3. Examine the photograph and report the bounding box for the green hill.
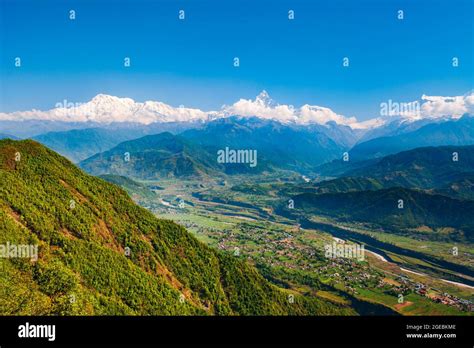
[80,132,221,179]
[287,187,474,243]
[306,146,474,203]
[436,173,474,201]
[0,139,353,315]
[80,130,277,179]
[309,177,384,194]
[345,145,474,189]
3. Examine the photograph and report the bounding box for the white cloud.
[221,93,296,122]
[420,92,474,118]
[377,91,474,122]
[220,90,360,127]
[0,90,472,129]
[298,105,357,126]
[0,94,211,125]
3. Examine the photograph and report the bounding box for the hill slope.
[345,145,474,189]
[436,173,474,201]
[80,132,222,179]
[286,187,474,243]
[0,139,353,315]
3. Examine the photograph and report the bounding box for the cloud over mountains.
[420,92,474,119]
[1,90,472,129]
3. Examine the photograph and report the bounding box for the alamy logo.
[217,147,257,168]
[380,99,420,117]
[18,322,56,341]
[0,242,38,261]
[54,99,87,116]
[324,242,365,261]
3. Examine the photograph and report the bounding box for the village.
[136,194,474,314]
[192,217,474,313]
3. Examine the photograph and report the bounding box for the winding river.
[301,218,474,288]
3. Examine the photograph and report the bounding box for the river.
[302,218,474,288]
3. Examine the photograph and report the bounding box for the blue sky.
[0,0,472,120]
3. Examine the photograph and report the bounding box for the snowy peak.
[1,95,211,125]
[0,90,472,130]
[221,91,360,128]
[254,90,276,107]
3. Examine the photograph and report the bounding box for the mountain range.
[2,92,473,175]
[77,115,474,180]
[315,116,474,176]
[290,145,474,201]
[345,145,474,190]
[32,128,140,163]
[349,115,474,161]
[79,116,355,179]
[301,146,474,198]
[180,116,344,170]
[2,90,472,132]
[274,145,474,243]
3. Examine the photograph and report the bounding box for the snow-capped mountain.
[1,90,472,131]
[219,90,361,128]
[0,94,215,125]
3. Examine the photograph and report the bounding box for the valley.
[118,173,474,316]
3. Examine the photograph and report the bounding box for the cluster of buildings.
[393,275,474,312]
